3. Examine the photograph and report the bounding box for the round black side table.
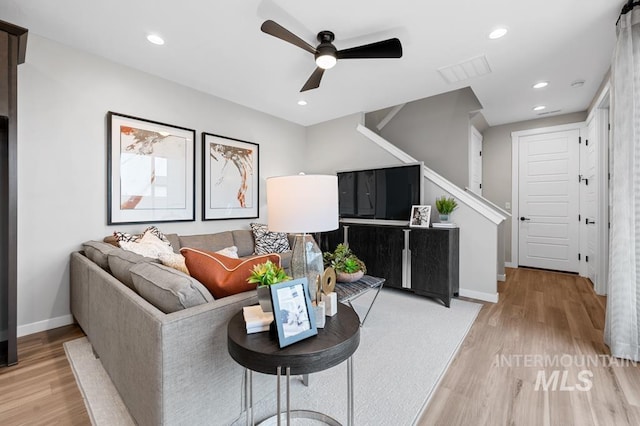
[228,303,360,426]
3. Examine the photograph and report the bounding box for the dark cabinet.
[322,223,459,307]
[409,228,459,307]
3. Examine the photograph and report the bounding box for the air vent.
[437,55,492,84]
[537,109,562,116]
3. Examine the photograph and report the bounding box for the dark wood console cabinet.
[321,223,459,307]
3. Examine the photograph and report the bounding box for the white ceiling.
[0,0,622,127]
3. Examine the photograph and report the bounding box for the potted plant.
[435,196,458,222]
[247,260,291,312]
[323,243,367,283]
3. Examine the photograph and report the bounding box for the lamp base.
[290,234,324,302]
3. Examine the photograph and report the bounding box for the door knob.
[520,217,531,221]
[585,219,596,225]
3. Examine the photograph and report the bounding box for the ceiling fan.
[260,20,403,92]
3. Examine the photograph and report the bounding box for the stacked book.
[432,223,458,228]
[242,305,274,334]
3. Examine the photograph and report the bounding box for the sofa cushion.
[82,240,116,271]
[231,230,255,257]
[120,232,175,259]
[179,232,235,253]
[180,248,281,298]
[130,262,214,313]
[113,225,172,246]
[216,246,239,258]
[250,223,290,255]
[107,249,157,290]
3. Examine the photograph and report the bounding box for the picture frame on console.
[107,112,196,225]
[410,205,431,228]
[202,133,259,220]
[270,278,318,348]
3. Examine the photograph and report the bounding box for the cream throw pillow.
[158,252,190,275]
[120,231,175,259]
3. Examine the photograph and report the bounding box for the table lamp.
[267,174,338,302]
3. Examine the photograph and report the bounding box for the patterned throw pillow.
[249,223,290,255]
[114,226,172,247]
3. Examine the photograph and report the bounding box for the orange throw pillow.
[180,248,282,298]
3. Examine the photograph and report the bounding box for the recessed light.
[489,28,508,39]
[533,81,549,89]
[571,80,585,88]
[297,100,307,106]
[533,105,546,111]
[146,34,165,45]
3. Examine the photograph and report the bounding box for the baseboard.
[459,289,499,304]
[17,314,74,337]
[505,262,517,268]
[497,274,506,282]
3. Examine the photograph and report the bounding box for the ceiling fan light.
[316,54,337,70]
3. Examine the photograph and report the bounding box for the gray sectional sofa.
[70,229,292,426]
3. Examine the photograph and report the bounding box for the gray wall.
[306,113,400,174]
[372,87,482,189]
[16,35,306,334]
[482,111,588,264]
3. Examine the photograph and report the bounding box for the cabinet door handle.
[520,216,531,221]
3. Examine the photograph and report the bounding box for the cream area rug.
[65,289,481,425]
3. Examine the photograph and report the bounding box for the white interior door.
[584,121,598,283]
[470,126,483,196]
[518,129,580,272]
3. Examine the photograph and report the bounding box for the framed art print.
[202,132,259,220]
[409,205,431,228]
[107,112,195,224]
[270,278,318,348]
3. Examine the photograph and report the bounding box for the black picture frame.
[270,278,318,348]
[202,132,259,220]
[107,111,196,225]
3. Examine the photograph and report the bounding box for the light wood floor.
[1,268,639,425]
[419,267,640,426]
[0,324,89,425]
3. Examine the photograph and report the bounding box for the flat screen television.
[337,163,423,223]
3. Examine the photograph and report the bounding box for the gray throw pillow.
[107,250,157,290]
[82,240,116,271]
[130,262,214,313]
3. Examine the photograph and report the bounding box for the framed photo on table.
[202,133,259,220]
[270,278,318,348]
[107,112,195,225]
[409,205,431,228]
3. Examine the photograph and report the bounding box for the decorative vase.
[439,214,449,222]
[257,286,272,312]
[336,270,364,283]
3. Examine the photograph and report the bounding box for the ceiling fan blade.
[336,38,403,60]
[261,20,317,55]
[301,67,325,92]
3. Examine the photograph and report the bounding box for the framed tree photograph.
[107,112,195,225]
[270,278,318,348]
[202,132,259,220]
[410,205,431,228]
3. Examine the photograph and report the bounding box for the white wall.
[16,35,306,335]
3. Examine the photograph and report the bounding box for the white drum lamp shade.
[267,174,339,303]
[266,174,339,233]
